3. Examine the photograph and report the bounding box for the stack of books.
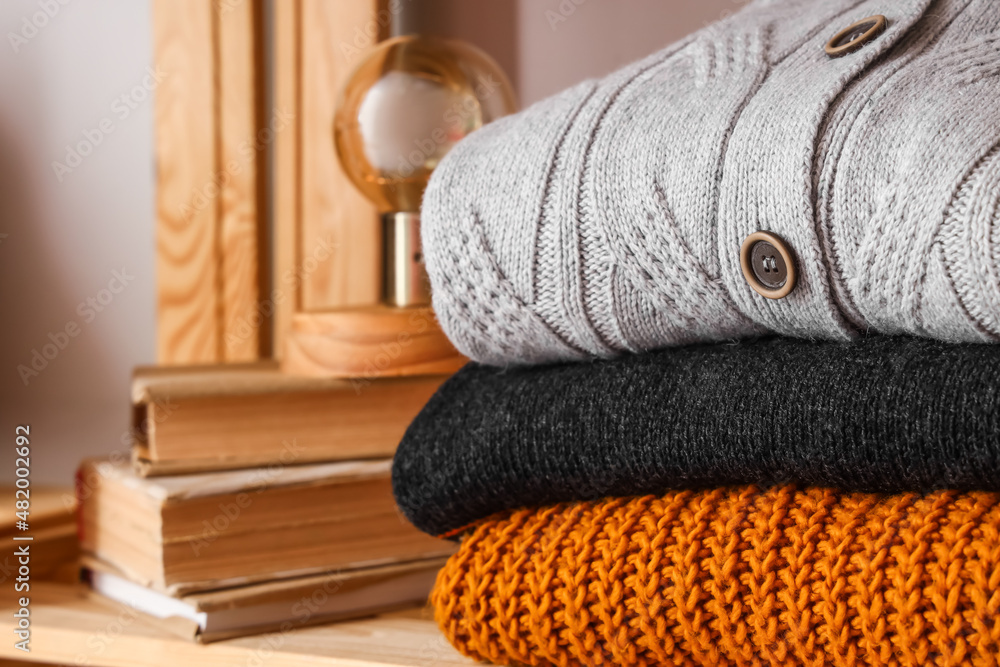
[77,362,455,642]
[3,487,79,582]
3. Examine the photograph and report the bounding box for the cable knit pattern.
[422,0,1000,366]
[433,488,1000,666]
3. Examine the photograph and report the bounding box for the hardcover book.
[77,458,455,592]
[130,362,446,476]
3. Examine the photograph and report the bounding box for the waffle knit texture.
[433,487,1000,666]
[392,336,1000,537]
[422,0,1000,366]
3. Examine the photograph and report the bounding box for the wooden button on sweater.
[825,15,888,57]
[740,231,797,299]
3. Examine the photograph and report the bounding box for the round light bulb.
[334,35,517,213]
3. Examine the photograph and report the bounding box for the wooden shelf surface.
[0,583,476,666]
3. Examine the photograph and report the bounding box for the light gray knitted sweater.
[422,0,1000,366]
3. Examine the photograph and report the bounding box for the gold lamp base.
[382,212,430,307]
[280,305,466,379]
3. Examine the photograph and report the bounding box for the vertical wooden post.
[217,0,268,361]
[272,0,302,360]
[153,0,220,364]
[154,0,265,364]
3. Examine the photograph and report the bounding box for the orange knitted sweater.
[432,486,1000,666]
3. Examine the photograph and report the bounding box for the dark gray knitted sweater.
[392,336,1000,536]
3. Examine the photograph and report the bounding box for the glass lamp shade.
[334,36,517,213]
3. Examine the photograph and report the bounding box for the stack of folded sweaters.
[392,0,1000,664]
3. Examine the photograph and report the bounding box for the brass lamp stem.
[382,212,430,307]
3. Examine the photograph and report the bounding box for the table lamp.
[281,36,516,379]
[334,35,517,307]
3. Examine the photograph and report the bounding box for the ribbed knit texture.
[421,0,1000,366]
[433,487,1000,666]
[392,336,1000,537]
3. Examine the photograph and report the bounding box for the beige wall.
[518,0,745,104]
[1,0,741,486]
[0,0,156,486]
[404,0,745,105]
